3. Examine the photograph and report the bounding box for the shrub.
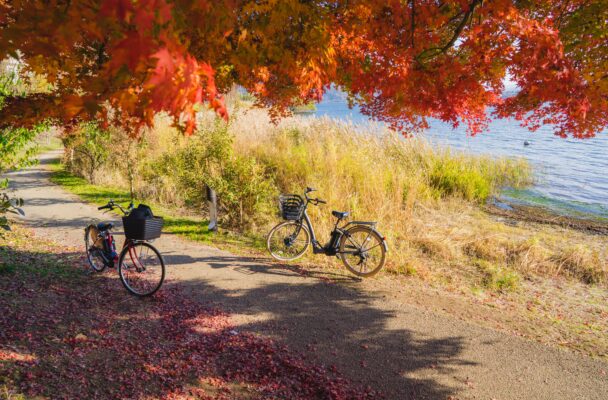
[62,122,111,184]
[145,120,277,229]
[0,65,49,230]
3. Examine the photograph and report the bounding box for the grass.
[290,102,317,114]
[474,259,521,292]
[552,245,604,285]
[35,135,62,154]
[429,158,492,201]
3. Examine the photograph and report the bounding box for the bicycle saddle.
[97,222,114,231]
[332,211,349,219]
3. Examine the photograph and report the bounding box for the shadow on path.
[174,262,471,399]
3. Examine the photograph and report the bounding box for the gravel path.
[6,150,608,400]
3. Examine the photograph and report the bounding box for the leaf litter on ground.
[0,227,380,399]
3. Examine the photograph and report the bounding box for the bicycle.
[266,187,388,277]
[84,200,166,297]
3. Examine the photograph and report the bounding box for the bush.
[0,65,49,231]
[62,122,111,184]
[145,120,277,229]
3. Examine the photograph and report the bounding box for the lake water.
[312,90,608,219]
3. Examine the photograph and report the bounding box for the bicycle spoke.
[85,228,107,272]
[346,235,363,250]
[362,242,382,253]
[362,229,373,249]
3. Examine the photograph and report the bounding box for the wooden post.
[206,185,218,232]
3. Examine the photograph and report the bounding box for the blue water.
[312,90,608,219]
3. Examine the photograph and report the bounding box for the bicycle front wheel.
[118,242,165,297]
[339,225,386,277]
[267,221,310,261]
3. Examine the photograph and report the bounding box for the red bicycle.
[85,200,165,297]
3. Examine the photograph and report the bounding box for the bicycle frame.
[97,229,145,270]
[297,203,380,256]
[299,208,325,253]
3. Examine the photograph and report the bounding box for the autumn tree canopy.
[0,0,606,137]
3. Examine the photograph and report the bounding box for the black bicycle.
[85,200,166,297]
[267,187,388,277]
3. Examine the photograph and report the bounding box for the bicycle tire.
[339,225,386,277]
[118,241,165,297]
[85,225,106,272]
[267,221,311,261]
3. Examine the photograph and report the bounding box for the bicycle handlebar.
[98,200,134,215]
[303,186,326,205]
[308,198,326,205]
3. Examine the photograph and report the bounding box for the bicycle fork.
[126,242,146,272]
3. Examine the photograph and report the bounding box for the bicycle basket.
[122,216,164,240]
[279,194,305,220]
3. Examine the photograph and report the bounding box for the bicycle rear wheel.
[267,221,310,261]
[85,225,106,272]
[118,242,165,297]
[339,225,386,277]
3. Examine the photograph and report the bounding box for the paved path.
[6,150,608,399]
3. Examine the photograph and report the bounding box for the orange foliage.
[0,0,606,137]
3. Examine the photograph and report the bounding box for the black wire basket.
[122,216,164,240]
[279,194,305,220]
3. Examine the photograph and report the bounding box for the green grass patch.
[49,159,131,204]
[474,259,521,292]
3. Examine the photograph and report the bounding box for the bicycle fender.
[372,228,389,253]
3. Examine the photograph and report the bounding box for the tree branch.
[439,0,482,53]
[410,0,416,48]
[415,0,483,62]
